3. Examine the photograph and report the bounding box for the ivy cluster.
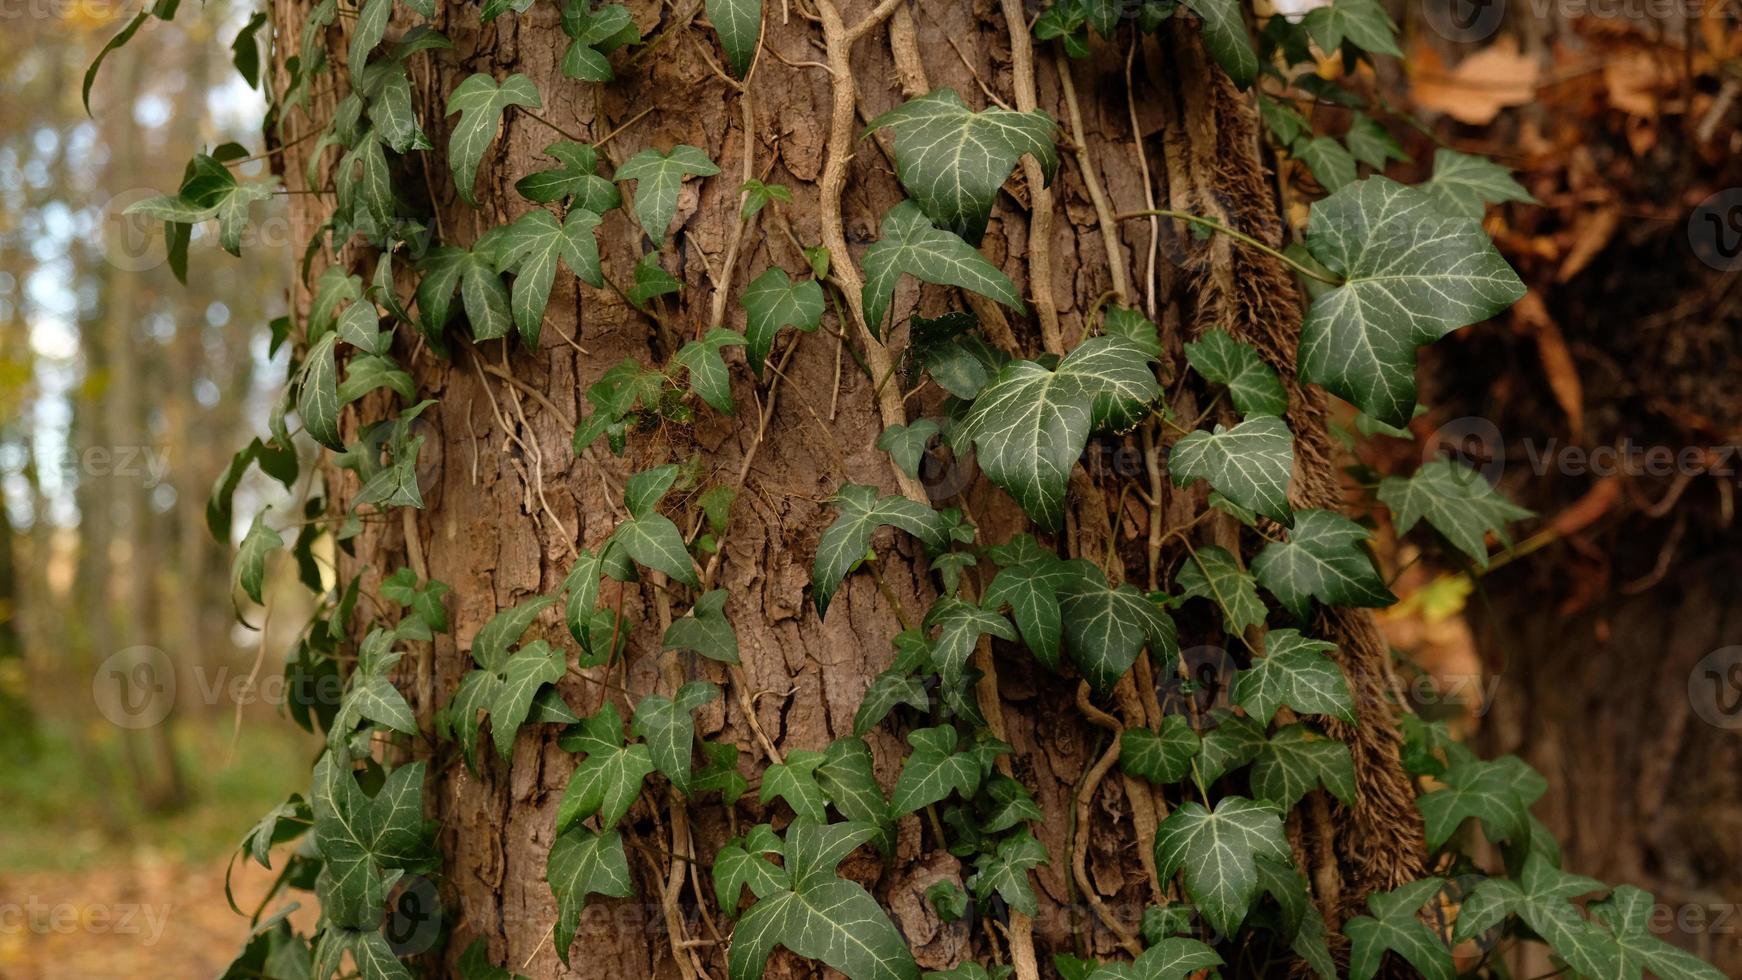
[92,0,1724,979]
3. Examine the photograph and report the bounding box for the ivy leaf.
[1297,177,1526,427]
[1344,878,1454,980]
[1293,135,1356,192]
[561,2,639,82]
[1176,546,1266,633]
[310,756,431,930]
[817,738,893,845]
[1259,96,1310,145]
[864,88,1057,244]
[548,827,635,965]
[740,178,792,219]
[1302,0,1401,57]
[1231,629,1354,726]
[878,421,940,479]
[330,630,421,750]
[1250,509,1395,617]
[1417,755,1544,850]
[675,328,747,414]
[890,726,982,817]
[240,794,313,868]
[971,828,1048,916]
[1120,715,1201,786]
[912,311,1001,399]
[959,335,1162,529]
[457,937,527,980]
[1169,416,1294,526]
[234,509,284,606]
[1058,562,1177,691]
[812,484,949,617]
[208,437,298,541]
[472,595,555,671]
[861,200,1023,337]
[1153,796,1292,936]
[631,682,719,793]
[715,825,789,914]
[482,640,567,760]
[979,774,1043,834]
[1423,148,1535,220]
[1589,885,1728,980]
[415,242,513,342]
[693,741,751,804]
[1345,115,1409,170]
[727,819,920,980]
[853,666,931,737]
[297,333,343,450]
[515,141,622,212]
[627,252,683,309]
[495,208,604,348]
[924,597,1017,683]
[1194,709,1267,783]
[556,704,655,831]
[1379,460,1532,567]
[613,145,721,245]
[760,749,829,822]
[705,0,762,75]
[611,512,700,587]
[1183,0,1258,88]
[1250,724,1357,809]
[1087,937,1223,980]
[1182,330,1287,418]
[125,155,276,256]
[741,268,824,377]
[445,73,541,207]
[663,590,740,663]
[982,535,1078,668]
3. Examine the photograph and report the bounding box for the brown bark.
[267,1,1429,974]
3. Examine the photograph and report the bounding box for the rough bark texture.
[267,1,1429,974]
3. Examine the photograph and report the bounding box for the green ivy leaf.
[1344,114,1409,170]
[1153,796,1291,936]
[817,738,893,846]
[330,628,422,750]
[663,590,740,663]
[812,484,949,617]
[741,268,824,377]
[1087,937,1223,980]
[979,774,1043,834]
[495,207,604,348]
[561,2,639,82]
[1250,724,1356,808]
[1183,0,1258,88]
[740,178,792,219]
[1344,878,1454,980]
[1259,96,1310,146]
[515,141,622,211]
[310,755,431,929]
[861,201,1023,337]
[924,597,1018,683]
[1378,460,1531,567]
[982,535,1078,669]
[1169,415,1294,526]
[705,0,762,76]
[675,327,747,414]
[1058,562,1177,691]
[715,824,788,914]
[445,73,541,207]
[853,666,931,737]
[1298,177,1526,427]
[125,155,276,257]
[1423,148,1536,220]
[485,640,567,760]
[1120,715,1201,786]
[614,145,721,245]
[1194,709,1266,783]
[727,819,920,980]
[416,241,513,342]
[556,704,655,831]
[1303,0,1401,57]
[627,252,683,309]
[890,726,982,817]
[457,937,528,980]
[877,421,940,479]
[296,333,342,450]
[632,682,719,793]
[234,509,283,606]
[864,88,1057,244]
[1588,885,1728,980]
[1417,755,1545,850]
[1250,508,1395,617]
[694,740,751,804]
[548,827,635,965]
[1182,330,1287,418]
[1231,629,1354,726]
[960,335,1161,529]
[760,749,829,822]
[971,828,1048,916]
[1176,546,1266,633]
[611,511,700,587]
[1293,135,1356,192]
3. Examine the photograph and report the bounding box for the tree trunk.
[267,1,1426,974]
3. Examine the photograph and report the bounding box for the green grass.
[0,711,320,872]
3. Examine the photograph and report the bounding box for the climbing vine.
[95,0,1726,978]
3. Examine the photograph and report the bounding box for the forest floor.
[0,713,320,977]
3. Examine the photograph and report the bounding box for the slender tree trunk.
[268,1,1427,973]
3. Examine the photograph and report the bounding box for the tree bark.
[267,1,1428,974]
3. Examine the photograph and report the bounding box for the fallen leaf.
[1410,36,1540,126]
